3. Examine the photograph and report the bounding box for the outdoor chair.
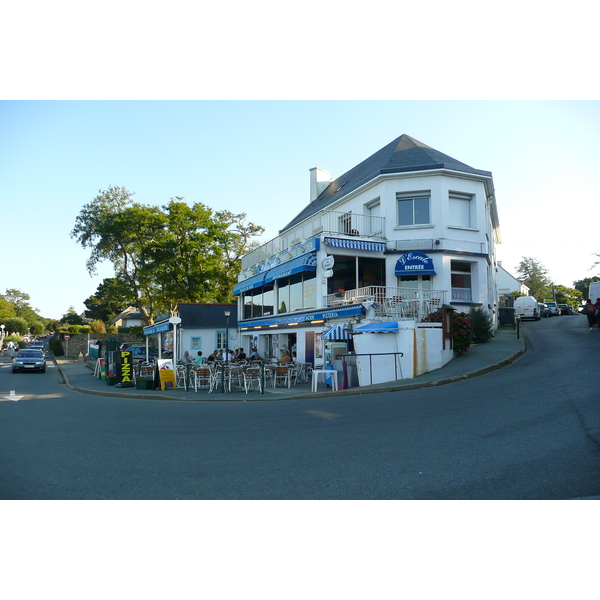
[242,367,262,394]
[272,366,292,389]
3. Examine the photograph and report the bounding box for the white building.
[233,134,501,376]
[496,263,529,305]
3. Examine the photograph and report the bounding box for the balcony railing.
[324,286,447,320]
[242,210,386,270]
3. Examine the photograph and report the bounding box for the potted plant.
[334,289,345,298]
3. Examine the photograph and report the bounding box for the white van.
[589,282,600,303]
[514,296,541,321]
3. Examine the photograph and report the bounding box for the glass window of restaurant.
[328,256,385,295]
[451,261,472,302]
[277,271,317,314]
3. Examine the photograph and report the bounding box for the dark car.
[558,304,573,315]
[120,345,159,363]
[12,349,47,373]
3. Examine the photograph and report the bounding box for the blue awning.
[233,272,266,296]
[324,237,387,252]
[353,321,399,334]
[263,253,317,284]
[321,325,351,340]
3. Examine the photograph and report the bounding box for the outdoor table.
[311,368,338,392]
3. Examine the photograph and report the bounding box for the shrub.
[129,326,144,334]
[422,309,474,354]
[68,325,82,334]
[90,320,106,334]
[79,325,92,334]
[49,338,64,356]
[107,325,118,334]
[468,307,494,344]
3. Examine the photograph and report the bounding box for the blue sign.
[240,304,364,329]
[395,251,436,275]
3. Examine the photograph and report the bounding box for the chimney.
[309,167,331,203]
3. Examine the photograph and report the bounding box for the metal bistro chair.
[272,366,292,389]
[193,366,212,391]
[242,366,263,394]
[175,365,187,389]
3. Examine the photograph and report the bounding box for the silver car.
[12,349,47,373]
[544,301,560,317]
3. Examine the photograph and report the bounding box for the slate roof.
[178,303,238,329]
[280,134,493,234]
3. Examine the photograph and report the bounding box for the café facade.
[233,134,501,373]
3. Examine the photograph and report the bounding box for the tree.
[71,187,264,322]
[61,306,85,326]
[515,257,552,300]
[84,277,135,323]
[3,317,29,335]
[554,285,583,307]
[573,276,600,300]
[0,295,16,321]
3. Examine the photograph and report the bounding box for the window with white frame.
[397,191,430,226]
[216,331,227,350]
[449,191,473,229]
[451,261,472,302]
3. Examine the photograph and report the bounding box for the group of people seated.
[178,347,299,367]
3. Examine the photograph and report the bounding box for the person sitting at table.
[278,350,292,365]
[236,348,247,361]
[182,351,193,364]
[217,350,224,361]
[249,348,260,362]
[194,351,204,365]
[206,350,218,364]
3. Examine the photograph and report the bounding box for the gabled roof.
[280,134,493,233]
[178,303,238,329]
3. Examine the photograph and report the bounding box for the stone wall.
[56,333,146,359]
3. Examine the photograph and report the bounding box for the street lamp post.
[224,310,231,365]
[168,316,182,365]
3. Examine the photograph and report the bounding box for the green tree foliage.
[573,276,600,300]
[515,257,552,300]
[71,186,264,324]
[30,322,45,335]
[61,306,85,325]
[0,295,17,321]
[84,276,135,322]
[3,317,29,335]
[468,307,494,344]
[554,285,582,307]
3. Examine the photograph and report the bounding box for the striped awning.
[324,237,387,252]
[321,325,352,340]
[233,272,266,295]
[263,252,317,284]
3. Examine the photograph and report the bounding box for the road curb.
[53,332,528,402]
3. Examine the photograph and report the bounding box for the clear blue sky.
[1,100,599,319]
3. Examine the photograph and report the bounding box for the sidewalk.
[50,327,526,402]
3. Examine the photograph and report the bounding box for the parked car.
[539,303,550,318]
[29,341,46,353]
[12,349,46,373]
[544,301,560,317]
[119,344,159,363]
[558,304,574,315]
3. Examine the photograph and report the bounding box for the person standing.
[584,299,596,330]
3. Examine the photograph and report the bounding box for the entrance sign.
[395,252,436,275]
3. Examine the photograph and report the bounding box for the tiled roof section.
[280,134,492,233]
[178,303,238,329]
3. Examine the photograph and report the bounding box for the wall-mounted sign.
[323,269,334,278]
[322,255,335,270]
[395,251,437,275]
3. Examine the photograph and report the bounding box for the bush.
[468,307,495,344]
[90,320,106,334]
[107,325,118,334]
[68,325,82,334]
[422,309,474,354]
[49,338,64,356]
[79,325,92,334]
[129,326,144,334]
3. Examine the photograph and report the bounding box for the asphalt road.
[1,316,598,499]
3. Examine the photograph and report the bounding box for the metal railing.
[324,286,447,320]
[339,352,404,387]
[241,210,386,270]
